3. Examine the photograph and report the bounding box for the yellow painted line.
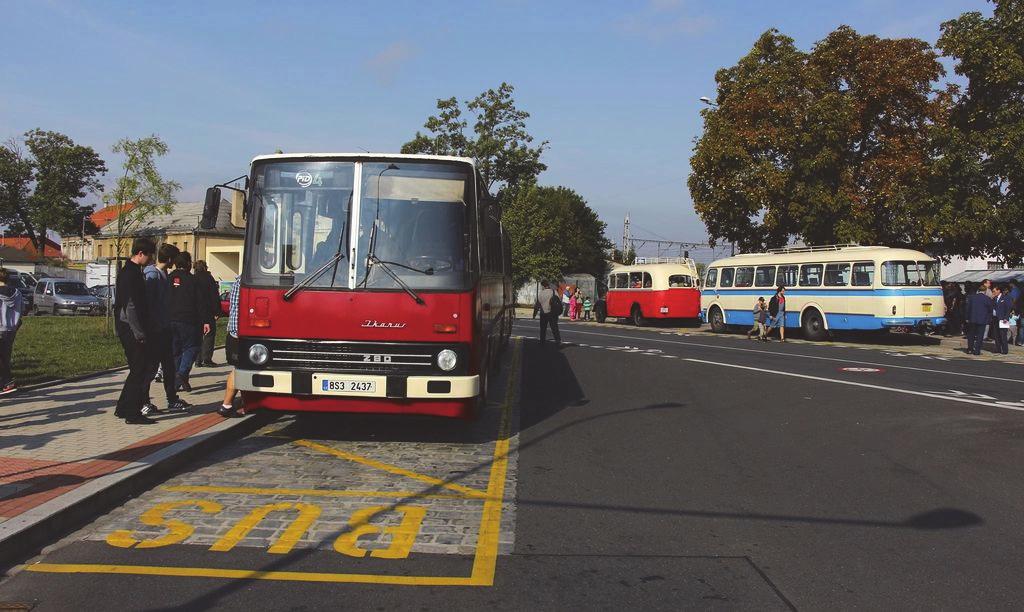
[293,439,488,500]
[26,339,523,587]
[25,563,480,586]
[161,485,484,501]
[470,340,520,586]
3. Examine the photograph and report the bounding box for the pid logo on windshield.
[295,172,314,188]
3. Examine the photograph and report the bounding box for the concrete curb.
[0,410,273,571]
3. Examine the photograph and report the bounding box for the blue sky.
[0,0,990,249]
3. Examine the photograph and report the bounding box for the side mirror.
[200,187,221,230]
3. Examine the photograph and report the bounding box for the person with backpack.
[0,268,24,396]
[536,280,562,346]
[768,286,787,342]
[168,252,213,392]
[141,242,190,416]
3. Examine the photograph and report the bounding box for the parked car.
[33,279,101,315]
[91,284,116,314]
[8,274,34,314]
[219,291,230,316]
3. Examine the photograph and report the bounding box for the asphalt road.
[2,319,1024,610]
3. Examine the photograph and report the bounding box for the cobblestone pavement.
[57,344,521,563]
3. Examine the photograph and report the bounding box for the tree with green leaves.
[105,135,180,262]
[0,129,106,255]
[934,0,1024,264]
[402,82,548,193]
[689,27,946,253]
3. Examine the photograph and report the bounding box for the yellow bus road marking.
[292,439,489,499]
[27,340,522,587]
[470,341,520,585]
[24,563,481,586]
[162,485,487,501]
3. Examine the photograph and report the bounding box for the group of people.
[563,287,593,321]
[959,278,1022,356]
[745,286,788,342]
[114,238,240,424]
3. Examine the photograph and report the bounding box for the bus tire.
[802,308,827,341]
[595,303,606,323]
[709,306,726,333]
[632,305,645,327]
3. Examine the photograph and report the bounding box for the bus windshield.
[881,261,940,286]
[246,160,472,290]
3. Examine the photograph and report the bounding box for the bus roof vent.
[765,243,862,254]
[633,256,698,269]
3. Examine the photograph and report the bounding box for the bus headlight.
[249,343,270,365]
[437,349,457,372]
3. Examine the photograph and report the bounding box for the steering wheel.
[408,255,453,273]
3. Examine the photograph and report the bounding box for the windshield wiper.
[367,255,425,305]
[370,259,434,276]
[282,250,347,301]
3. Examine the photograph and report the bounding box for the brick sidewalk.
[0,351,253,561]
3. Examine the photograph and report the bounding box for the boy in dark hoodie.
[168,252,213,392]
[0,268,24,395]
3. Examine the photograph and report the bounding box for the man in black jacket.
[114,238,157,424]
[193,260,221,367]
[168,252,213,392]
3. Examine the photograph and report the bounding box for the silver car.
[33,279,101,315]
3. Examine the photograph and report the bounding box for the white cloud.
[364,42,416,86]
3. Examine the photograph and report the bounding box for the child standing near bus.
[583,295,593,321]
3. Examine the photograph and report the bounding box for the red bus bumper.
[241,392,473,419]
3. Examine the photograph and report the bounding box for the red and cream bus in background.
[595,257,702,326]
[206,154,513,418]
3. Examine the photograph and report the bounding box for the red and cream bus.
[595,258,702,326]
[209,153,513,418]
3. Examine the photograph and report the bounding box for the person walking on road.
[536,280,562,346]
[0,268,24,396]
[992,284,1012,355]
[768,286,787,342]
[113,238,157,424]
[141,243,189,416]
[746,297,763,339]
[748,297,768,340]
[966,283,994,356]
[193,260,221,367]
[168,252,213,392]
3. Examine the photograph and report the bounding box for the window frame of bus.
[777,265,798,287]
[668,274,692,288]
[754,266,776,288]
[705,268,718,288]
[719,268,735,288]
[642,272,652,288]
[734,266,755,287]
[614,272,628,288]
[799,263,823,287]
[823,262,851,287]
[851,262,874,287]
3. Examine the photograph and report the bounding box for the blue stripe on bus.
[705,288,942,297]
[720,309,945,330]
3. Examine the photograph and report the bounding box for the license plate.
[922,304,932,313]
[320,379,376,394]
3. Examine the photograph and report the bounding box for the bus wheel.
[709,306,726,333]
[632,305,645,327]
[595,304,606,323]
[802,309,827,341]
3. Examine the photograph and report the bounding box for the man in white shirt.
[536,280,562,346]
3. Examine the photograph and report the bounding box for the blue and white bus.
[701,245,946,340]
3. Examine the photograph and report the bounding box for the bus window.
[824,263,850,286]
[719,268,735,288]
[643,273,653,288]
[705,268,718,288]
[851,262,874,286]
[734,267,754,287]
[777,265,798,287]
[882,261,940,286]
[629,272,643,288]
[754,266,776,287]
[615,273,628,288]
[259,200,279,271]
[668,274,692,288]
[799,264,823,286]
